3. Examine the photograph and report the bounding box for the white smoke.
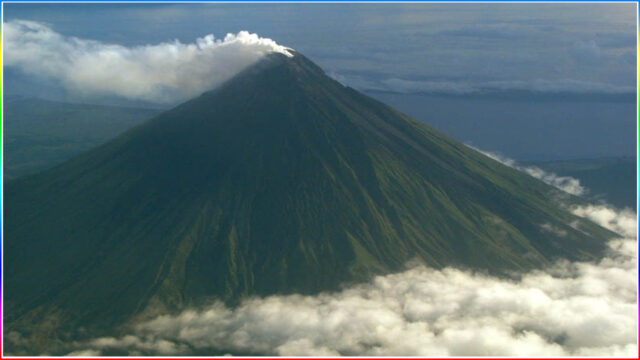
[67,203,637,357]
[470,147,586,196]
[3,20,293,103]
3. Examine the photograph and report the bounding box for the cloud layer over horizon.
[5,3,636,103]
[4,20,292,103]
[343,76,637,97]
[64,199,637,357]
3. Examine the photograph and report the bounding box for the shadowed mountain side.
[4,52,615,354]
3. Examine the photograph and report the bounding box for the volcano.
[4,52,614,353]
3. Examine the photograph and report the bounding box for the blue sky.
[3,3,637,98]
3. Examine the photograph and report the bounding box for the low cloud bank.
[69,203,637,356]
[4,20,292,103]
[344,75,635,97]
[470,147,586,196]
[573,204,637,238]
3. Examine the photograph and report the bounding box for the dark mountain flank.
[4,52,614,353]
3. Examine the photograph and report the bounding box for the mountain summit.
[5,52,613,352]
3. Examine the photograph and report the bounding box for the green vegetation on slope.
[4,53,615,354]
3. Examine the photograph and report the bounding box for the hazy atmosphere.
[4,3,636,94]
[4,3,636,161]
[3,3,637,357]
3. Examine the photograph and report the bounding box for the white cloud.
[65,202,637,357]
[468,146,586,196]
[4,20,293,103]
[572,204,637,238]
[485,78,634,95]
[521,166,585,196]
[380,78,479,95]
[348,76,634,96]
